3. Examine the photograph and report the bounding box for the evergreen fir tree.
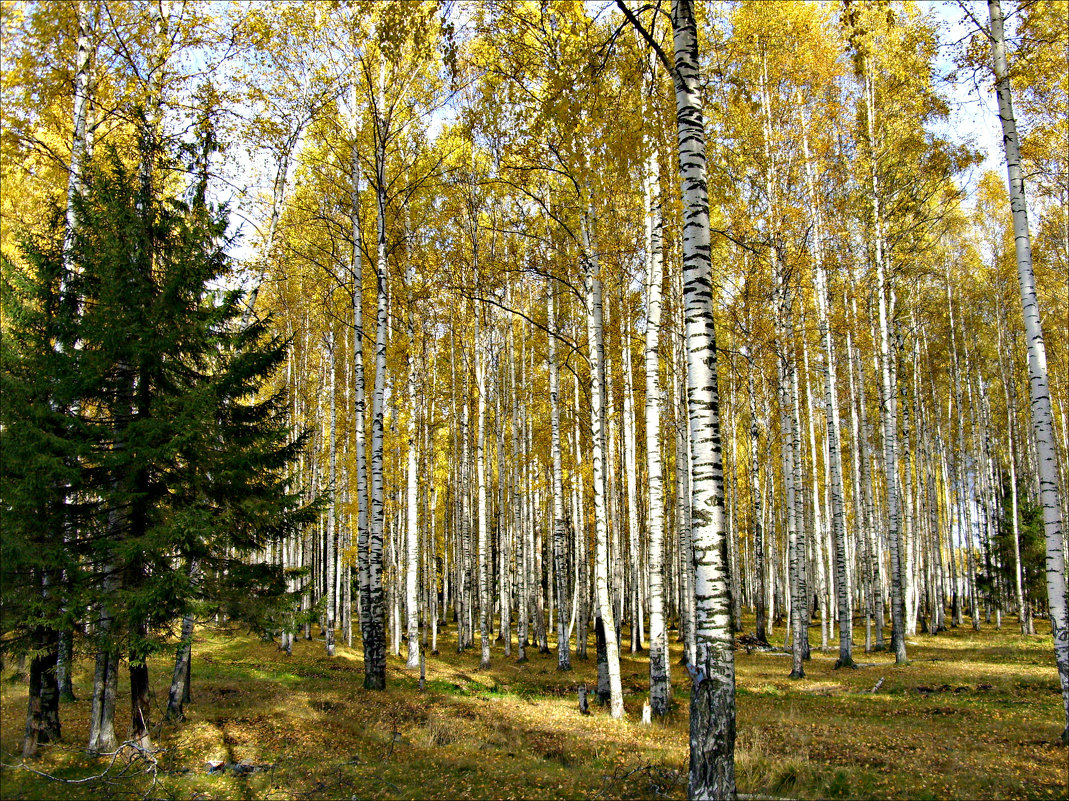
[2,130,317,752]
[72,142,317,748]
[1,221,86,757]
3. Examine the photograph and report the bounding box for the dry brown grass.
[1,616,1065,799]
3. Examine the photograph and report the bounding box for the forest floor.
[1,616,1065,800]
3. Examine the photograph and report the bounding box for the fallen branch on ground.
[2,740,162,800]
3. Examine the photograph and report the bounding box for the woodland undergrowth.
[0,617,1064,800]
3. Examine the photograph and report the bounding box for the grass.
[1,616,1065,800]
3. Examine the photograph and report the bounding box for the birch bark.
[998,321,1027,631]
[63,0,92,277]
[324,334,337,657]
[364,129,389,690]
[803,129,853,668]
[406,311,420,669]
[789,339,810,672]
[549,284,571,671]
[846,296,882,651]
[513,327,528,661]
[744,350,768,645]
[497,352,511,655]
[583,215,624,717]
[803,341,829,652]
[54,0,94,709]
[644,131,670,715]
[350,140,371,663]
[477,311,491,669]
[573,367,589,659]
[670,0,736,793]
[988,0,1069,743]
[623,319,643,652]
[864,63,908,665]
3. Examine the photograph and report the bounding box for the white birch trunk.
[802,129,854,667]
[623,319,643,652]
[786,336,809,676]
[350,140,371,663]
[644,133,671,715]
[847,295,883,650]
[744,351,768,645]
[513,327,528,661]
[864,63,908,665]
[549,284,571,671]
[496,351,511,655]
[615,310,637,650]
[583,214,624,719]
[573,366,589,659]
[406,311,420,669]
[364,130,389,690]
[605,299,624,633]
[63,0,92,279]
[670,1,735,793]
[988,0,1069,743]
[803,342,829,652]
[477,312,491,669]
[325,334,337,657]
[55,0,94,708]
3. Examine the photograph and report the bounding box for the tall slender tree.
[986,0,1069,744]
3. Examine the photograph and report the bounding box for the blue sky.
[920,0,1004,197]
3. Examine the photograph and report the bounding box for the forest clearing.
[2,0,1067,799]
[1,619,1065,800]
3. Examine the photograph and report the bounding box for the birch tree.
[549,281,571,671]
[619,0,737,793]
[583,215,625,719]
[803,125,854,669]
[669,2,735,790]
[985,0,1069,744]
[643,62,671,715]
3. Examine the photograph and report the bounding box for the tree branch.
[614,1,676,79]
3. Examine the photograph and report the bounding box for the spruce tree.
[3,134,317,753]
[1,222,86,757]
[71,144,317,748]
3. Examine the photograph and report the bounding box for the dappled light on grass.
[1,618,1065,799]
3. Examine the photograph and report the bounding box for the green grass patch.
[1,616,1065,799]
